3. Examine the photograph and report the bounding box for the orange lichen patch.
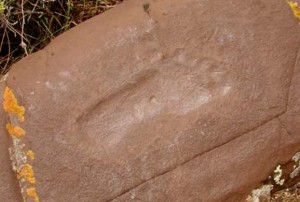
[26,188,40,202]
[18,164,36,184]
[6,123,25,138]
[3,87,25,122]
[3,86,39,201]
[27,150,35,160]
[288,1,300,21]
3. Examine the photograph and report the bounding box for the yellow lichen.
[3,86,39,201]
[26,188,39,202]
[27,150,35,160]
[3,87,25,122]
[18,164,36,184]
[6,123,25,138]
[288,1,300,21]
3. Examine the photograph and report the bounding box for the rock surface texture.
[1,0,300,201]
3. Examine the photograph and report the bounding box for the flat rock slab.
[1,0,300,201]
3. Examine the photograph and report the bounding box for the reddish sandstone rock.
[0,0,300,201]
